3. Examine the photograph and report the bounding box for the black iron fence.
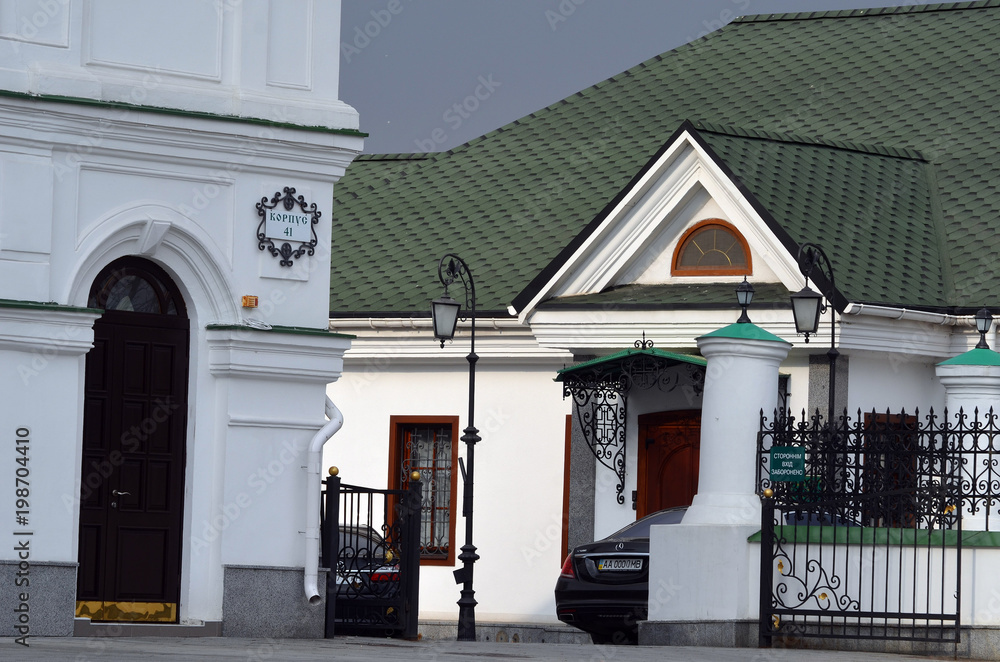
[321,473,422,639]
[755,407,1000,646]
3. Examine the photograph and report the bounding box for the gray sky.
[340,0,934,154]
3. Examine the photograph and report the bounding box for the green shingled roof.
[331,1,1000,316]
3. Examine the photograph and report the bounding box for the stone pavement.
[0,637,975,662]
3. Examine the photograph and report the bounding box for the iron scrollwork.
[256,187,321,267]
[564,379,629,504]
[757,406,972,646]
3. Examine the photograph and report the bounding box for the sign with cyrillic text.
[769,446,805,482]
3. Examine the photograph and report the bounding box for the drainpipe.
[304,396,343,605]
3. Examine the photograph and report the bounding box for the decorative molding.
[0,96,362,180]
[206,327,350,382]
[228,415,327,431]
[137,219,172,255]
[0,306,100,355]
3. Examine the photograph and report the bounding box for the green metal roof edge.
[0,298,101,315]
[556,347,707,378]
[698,322,790,344]
[692,120,926,161]
[205,323,355,339]
[0,89,368,137]
[937,347,1000,366]
[734,1,1000,24]
[748,525,999,548]
[354,153,431,162]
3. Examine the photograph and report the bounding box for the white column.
[936,350,1000,531]
[647,324,790,627]
[685,328,792,525]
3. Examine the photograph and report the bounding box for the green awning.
[556,347,706,381]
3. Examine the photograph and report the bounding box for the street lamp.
[790,243,839,427]
[431,254,480,642]
[736,276,755,323]
[975,307,993,350]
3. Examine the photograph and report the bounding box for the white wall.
[326,348,572,623]
[0,0,356,130]
[848,350,945,416]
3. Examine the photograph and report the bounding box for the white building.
[0,0,361,638]
[325,1,1000,650]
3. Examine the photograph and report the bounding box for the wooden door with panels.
[636,410,701,518]
[77,258,189,623]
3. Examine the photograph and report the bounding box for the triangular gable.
[512,121,804,322]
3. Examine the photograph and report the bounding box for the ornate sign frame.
[256,187,320,267]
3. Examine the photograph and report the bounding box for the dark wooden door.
[637,410,700,518]
[77,311,188,622]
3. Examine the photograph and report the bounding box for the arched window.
[672,220,751,276]
[88,257,186,316]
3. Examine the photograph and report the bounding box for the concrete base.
[0,561,76,637]
[74,618,222,637]
[647,524,758,622]
[638,620,756,647]
[639,620,1000,660]
[768,631,959,658]
[418,620,589,644]
[222,565,326,638]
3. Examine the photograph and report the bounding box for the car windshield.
[604,508,686,540]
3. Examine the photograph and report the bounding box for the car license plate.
[597,558,641,571]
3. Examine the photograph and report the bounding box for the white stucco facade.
[0,0,360,638]
[325,321,573,623]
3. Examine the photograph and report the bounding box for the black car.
[554,507,686,644]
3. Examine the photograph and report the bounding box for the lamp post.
[430,254,480,642]
[789,243,839,428]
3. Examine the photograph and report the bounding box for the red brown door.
[77,259,188,623]
[636,410,700,518]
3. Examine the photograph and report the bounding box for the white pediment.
[516,129,805,322]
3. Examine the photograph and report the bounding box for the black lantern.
[791,243,840,429]
[736,277,755,324]
[976,307,993,349]
[790,284,823,340]
[431,295,461,348]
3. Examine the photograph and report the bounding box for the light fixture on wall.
[790,243,839,427]
[430,253,480,642]
[736,277,755,323]
[975,307,993,349]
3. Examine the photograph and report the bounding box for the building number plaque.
[256,187,320,267]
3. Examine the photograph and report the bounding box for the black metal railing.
[321,473,421,639]
[755,407,995,647]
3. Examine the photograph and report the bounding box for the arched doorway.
[636,410,700,518]
[76,257,189,623]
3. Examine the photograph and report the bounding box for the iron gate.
[321,473,422,638]
[757,409,967,647]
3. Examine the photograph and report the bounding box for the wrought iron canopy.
[557,340,707,505]
[555,345,707,391]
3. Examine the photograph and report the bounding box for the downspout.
[304,396,344,605]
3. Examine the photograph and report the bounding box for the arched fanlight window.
[88,257,186,316]
[672,219,751,276]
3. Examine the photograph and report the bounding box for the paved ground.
[0,637,971,662]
